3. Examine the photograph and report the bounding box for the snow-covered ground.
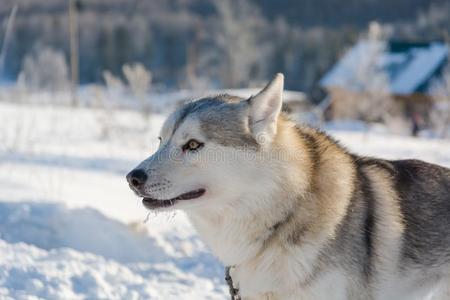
[0,101,449,299]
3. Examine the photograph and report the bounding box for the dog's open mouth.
[142,189,205,209]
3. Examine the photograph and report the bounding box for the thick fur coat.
[127,74,450,299]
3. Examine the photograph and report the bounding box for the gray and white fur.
[127,74,450,300]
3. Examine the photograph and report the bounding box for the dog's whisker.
[143,211,151,223]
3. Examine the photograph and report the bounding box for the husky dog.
[127,74,450,300]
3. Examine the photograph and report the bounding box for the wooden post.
[69,0,79,106]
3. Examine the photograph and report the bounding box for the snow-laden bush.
[430,64,450,138]
[123,63,152,115]
[95,63,153,139]
[342,22,393,123]
[17,47,69,92]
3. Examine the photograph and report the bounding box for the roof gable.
[320,41,449,95]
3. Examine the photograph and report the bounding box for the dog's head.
[127,74,298,213]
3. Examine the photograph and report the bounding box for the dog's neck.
[186,188,297,265]
[186,122,355,267]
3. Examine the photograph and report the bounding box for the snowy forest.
[1,0,449,93]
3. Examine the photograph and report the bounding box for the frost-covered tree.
[102,70,124,92]
[100,63,153,133]
[123,63,151,101]
[212,0,267,88]
[17,47,69,92]
[344,22,392,122]
[430,65,450,138]
[123,63,152,116]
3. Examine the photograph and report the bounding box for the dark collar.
[225,266,241,300]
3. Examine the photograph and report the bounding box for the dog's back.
[392,159,450,268]
[326,154,450,299]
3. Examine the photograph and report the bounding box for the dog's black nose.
[127,169,148,188]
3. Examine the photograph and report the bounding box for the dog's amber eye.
[182,139,203,152]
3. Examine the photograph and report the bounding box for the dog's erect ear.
[248,73,284,145]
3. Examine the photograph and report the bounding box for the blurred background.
[0,1,449,299]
